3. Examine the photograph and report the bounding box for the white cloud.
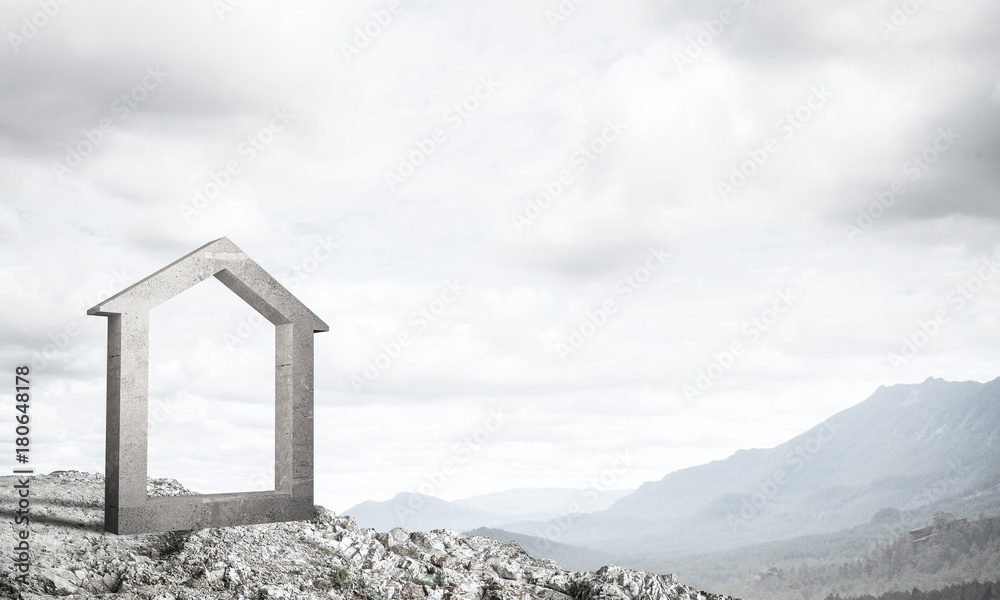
[0,0,997,511]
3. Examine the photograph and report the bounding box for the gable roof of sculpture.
[87,236,329,333]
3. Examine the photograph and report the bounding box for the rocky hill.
[0,471,740,600]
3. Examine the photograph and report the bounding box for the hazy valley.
[346,377,1000,599]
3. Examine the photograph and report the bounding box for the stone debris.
[0,471,741,600]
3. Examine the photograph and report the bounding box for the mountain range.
[346,377,1000,560]
[531,376,1000,556]
[345,487,631,532]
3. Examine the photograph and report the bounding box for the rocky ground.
[0,471,741,600]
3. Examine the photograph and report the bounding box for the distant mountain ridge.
[344,488,632,533]
[453,487,632,517]
[345,492,510,533]
[346,377,1000,561]
[507,377,1000,556]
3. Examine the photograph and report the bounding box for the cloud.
[0,0,997,509]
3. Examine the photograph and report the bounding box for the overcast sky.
[0,0,997,513]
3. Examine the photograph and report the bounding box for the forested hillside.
[826,579,999,600]
[626,495,1000,590]
[725,513,1000,600]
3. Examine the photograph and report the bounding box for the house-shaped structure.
[88,237,329,534]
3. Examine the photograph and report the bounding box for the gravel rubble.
[0,471,741,600]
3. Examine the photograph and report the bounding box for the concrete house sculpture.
[88,237,329,534]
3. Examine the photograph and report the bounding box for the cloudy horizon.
[1,0,998,512]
